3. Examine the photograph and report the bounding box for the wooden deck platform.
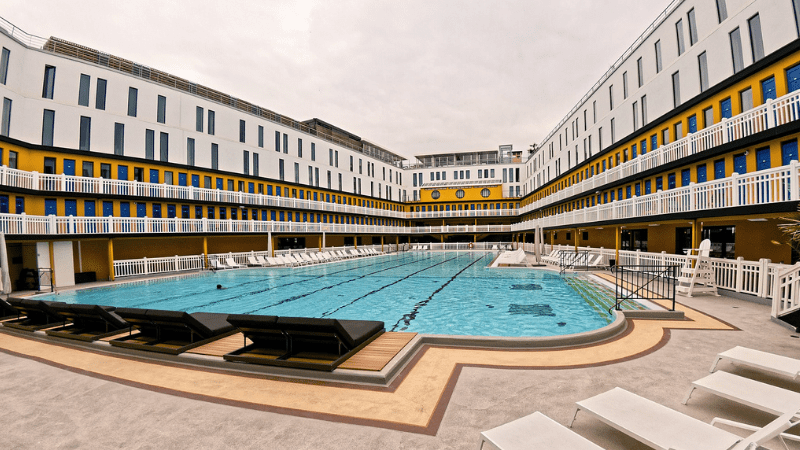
[338,332,417,371]
[187,332,252,357]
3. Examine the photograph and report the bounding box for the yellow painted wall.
[72,240,111,280]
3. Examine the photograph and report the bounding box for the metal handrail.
[612,265,677,312]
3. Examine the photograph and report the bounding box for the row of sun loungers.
[539,250,606,268]
[411,245,428,250]
[1,297,384,371]
[210,248,385,270]
[479,346,800,449]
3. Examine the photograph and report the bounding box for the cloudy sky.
[7,0,664,159]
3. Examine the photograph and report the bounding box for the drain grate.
[508,304,555,316]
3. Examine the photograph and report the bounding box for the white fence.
[113,254,206,278]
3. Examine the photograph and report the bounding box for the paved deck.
[1,292,799,449]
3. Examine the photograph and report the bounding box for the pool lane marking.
[243,254,445,315]
[390,254,489,332]
[0,299,737,436]
[129,254,418,310]
[319,254,468,317]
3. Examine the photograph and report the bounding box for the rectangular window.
[186,137,195,166]
[609,85,614,109]
[275,131,280,152]
[610,118,615,143]
[740,87,753,111]
[82,161,94,177]
[794,0,800,38]
[687,9,698,46]
[42,65,56,99]
[78,74,90,106]
[239,119,246,143]
[703,106,714,128]
[114,123,124,155]
[211,143,219,170]
[258,125,264,148]
[295,162,300,183]
[253,153,259,177]
[297,138,303,158]
[196,107,204,132]
[622,71,628,99]
[127,87,137,117]
[676,19,685,55]
[95,78,106,110]
[329,149,333,166]
[0,47,9,85]
[279,159,285,181]
[335,151,339,167]
[632,101,638,130]
[42,109,55,146]
[157,95,166,123]
[636,57,643,87]
[8,151,16,169]
[207,110,215,135]
[243,150,250,175]
[145,129,155,159]
[641,95,647,125]
[0,97,10,137]
[716,0,728,22]
[748,14,764,62]
[698,51,709,92]
[655,40,662,73]
[730,28,744,73]
[159,132,169,162]
[79,116,91,150]
[592,100,597,122]
[311,143,316,161]
[100,163,111,179]
[672,71,681,107]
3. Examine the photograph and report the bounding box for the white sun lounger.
[247,256,263,267]
[256,255,270,266]
[684,370,800,417]
[480,411,604,450]
[711,346,800,380]
[266,257,281,266]
[569,387,800,450]
[225,257,245,268]
[209,259,228,270]
[300,254,315,264]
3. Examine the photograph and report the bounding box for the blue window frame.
[219,207,227,220]
[181,205,189,218]
[207,207,215,219]
[167,204,176,218]
[152,203,161,218]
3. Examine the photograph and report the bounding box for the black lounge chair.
[45,304,129,342]
[1,298,19,320]
[3,298,69,331]
[110,308,236,355]
[224,315,385,371]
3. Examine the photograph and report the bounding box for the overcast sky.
[7,0,665,159]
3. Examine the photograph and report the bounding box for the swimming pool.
[36,252,615,337]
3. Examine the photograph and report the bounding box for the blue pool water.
[36,252,613,337]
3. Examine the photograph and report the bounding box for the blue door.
[262,210,267,221]
[789,64,800,92]
[83,200,94,216]
[782,140,799,165]
[45,199,57,215]
[0,196,8,213]
[149,169,159,183]
[761,77,776,102]
[103,201,113,217]
[734,154,747,174]
[63,159,76,175]
[136,203,146,217]
[681,169,691,186]
[688,115,697,133]
[248,182,254,194]
[181,205,189,218]
[167,204,176,218]
[651,135,658,151]
[65,199,77,216]
[191,175,200,187]
[216,178,223,190]
[668,173,676,189]
[603,193,608,203]
[626,186,631,198]
[118,165,128,180]
[644,180,651,194]
[715,160,726,179]
[152,204,161,218]
[756,147,771,171]
[720,98,732,119]
[14,197,24,214]
[640,139,647,155]
[631,144,637,159]
[697,165,707,183]
[635,184,641,196]
[120,202,130,217]
[178,173,187,186]
[313,192,318,201]
[195,206,203,219]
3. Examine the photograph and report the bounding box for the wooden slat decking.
[338,332,417,371]
[187,332,252,357]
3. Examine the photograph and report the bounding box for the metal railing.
[613,265,678,311]
[558,250,590,275]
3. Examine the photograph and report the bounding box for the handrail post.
[758,258,771,298]
[734,257,744,292]
[791,160,800,201]
[765,98,774,129]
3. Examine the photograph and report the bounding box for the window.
[157,95,166,123]
[698,51,709,92]
[641,95,648,125]
[253,153,259,177]
[82,161,93,177]
[42,65,56,99]
[455,189,465,199]
[703,107,714,128]
[730,28,744,73]
[674,121,683,140]
[592,100,597,123]
[127,87,137,117]
[159,132,168,162]
[622,71,628,99]
[43,157,56,174]
[195,107,204,132]
[133,167,144,182]
[676,19,685,55]
[239,119,246,143]
[79,116,91,150]
[95,78,106,110]
[654,40,662,73]
[748,14,764,62]
[145,129,155,159]
[672,71,681,107]
[114,123,124,155]
[42,110,55,146]
[186,138,195,166]
[610,118,616,143]
[283,133,288,154]
[431,190,441,200]
[609,84,614,109]
[279,159,285,181]
[0,47,8,85]
[794,0,800,37]
[740,87,754,111]
[78,74,90,106]
[632,101,638,130]
[636,57,644,87]
[211,143,219,170]
[311,143,316,161]
[481,188,490,198]
[8,151,16,169]
[243,150,250,175]
[207,110,215,135]
[687,9,698,46]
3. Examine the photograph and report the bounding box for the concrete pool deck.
[2,290,800,449]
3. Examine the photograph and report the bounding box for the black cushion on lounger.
[226,314,279,330]
[190,312,235,336]
[334,319,385,349]
[1,298,18,316]
[143,309,233,338]
[11,299,66,321]
[276,316,338,332]
[70,304,128,329]
[114,307,150,323]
